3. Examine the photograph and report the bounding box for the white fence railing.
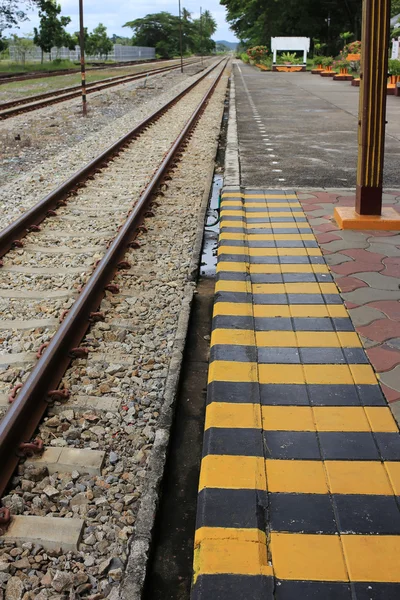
[9,44,155,63]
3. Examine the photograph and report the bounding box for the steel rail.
[0,56,188,86]
[0,58,222,259]
[0,57,204,120]
[0,58,227,502]
[0,57,202,111]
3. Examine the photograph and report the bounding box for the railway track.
[0,55,227,562]
[0,57,205,120]
[0,57,188,85]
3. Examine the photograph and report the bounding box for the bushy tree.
[88,23,112,58]
[392,0,400,18]
[33,1,74,61]
[0,0,27,34]
[11,32,34,64]
[221,0,362,55]
[123,9,217,58]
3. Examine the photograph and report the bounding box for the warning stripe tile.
[212,303,348,318]
[221,221,312,230]
[219,232,315,240]
[192,188,400,599]
[211,329,361,347]
[208,361,377,385]
[193,527,272,582]
[217,263,329,273]
[203,403,396,434]
[218,246,321,256]
[198,455,267,491]
[221,192,297,199]
[221,212,306,219]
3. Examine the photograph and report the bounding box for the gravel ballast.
[0,59,214,228]
[0,63,229,600]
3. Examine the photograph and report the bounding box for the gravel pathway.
[0,64,228,600]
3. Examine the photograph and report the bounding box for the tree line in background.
[0,1,219,61]
[222,0,400,55]
[123,10,217,58]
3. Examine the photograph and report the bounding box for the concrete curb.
[224,63,240,188]
[119,70,229,600]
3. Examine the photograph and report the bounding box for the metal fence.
[9,44,155,63]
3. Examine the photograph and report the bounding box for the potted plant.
[247,45,269,65]
[311,56,324,71]
[345,40,362,60]
[335,54,350,75]
[388,58,400,84]
[277,51,300,65]
[320,56,334,75]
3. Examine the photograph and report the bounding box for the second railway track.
[0,57,206,121]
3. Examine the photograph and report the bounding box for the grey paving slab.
[379,365,400,393]
[324,253,354,265]
[308,217,333,225]
[320,239,369,252]
[347,306,387,327]
[391,400,400,423]
[366,243,400,257]
[304,209,331,218]
[355,272,400,291]
[368,235,400,245]
[343,288,400,305]
[337,231,370,243]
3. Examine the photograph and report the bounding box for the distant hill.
[215,40,238,50]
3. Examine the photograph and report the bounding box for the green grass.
[0,59,80,75]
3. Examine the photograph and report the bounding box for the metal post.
[356,0,390,214]
[200,7,203,65]
[78,0,87,117]
[178,0,183,73]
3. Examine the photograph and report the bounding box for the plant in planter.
[321,56,334,71]
[388,59,400,84]
[277,51,301,65]
[344,40,361,57]
[334,52,350,74]
[312,56,324,67]
[247,45,269,63]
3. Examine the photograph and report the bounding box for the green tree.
[221,0,362,55]
[195,9,217,54]
[392,0,400,18]
[11,32,35,64]
[88,22,113,58]
[33,1,74,62]
[123,9,217,58]
[124,12,181,58]
[1,0,28,35]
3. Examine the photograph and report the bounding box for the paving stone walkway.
[298,190,400,422]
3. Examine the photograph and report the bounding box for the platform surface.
[234,62,400,188]
[192,188,400,600]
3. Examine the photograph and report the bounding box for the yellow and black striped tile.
[191,188,400,600]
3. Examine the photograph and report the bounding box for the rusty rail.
[0,58,222,259]
[0,57,227,503]
[0,56,192,86]
[0,57,204,120]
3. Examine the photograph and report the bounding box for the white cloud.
[7,0,237,41]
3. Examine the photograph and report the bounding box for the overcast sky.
[9,0,237,42]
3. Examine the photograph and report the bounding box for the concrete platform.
[190,62,400,600]
[234,62,400,189]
